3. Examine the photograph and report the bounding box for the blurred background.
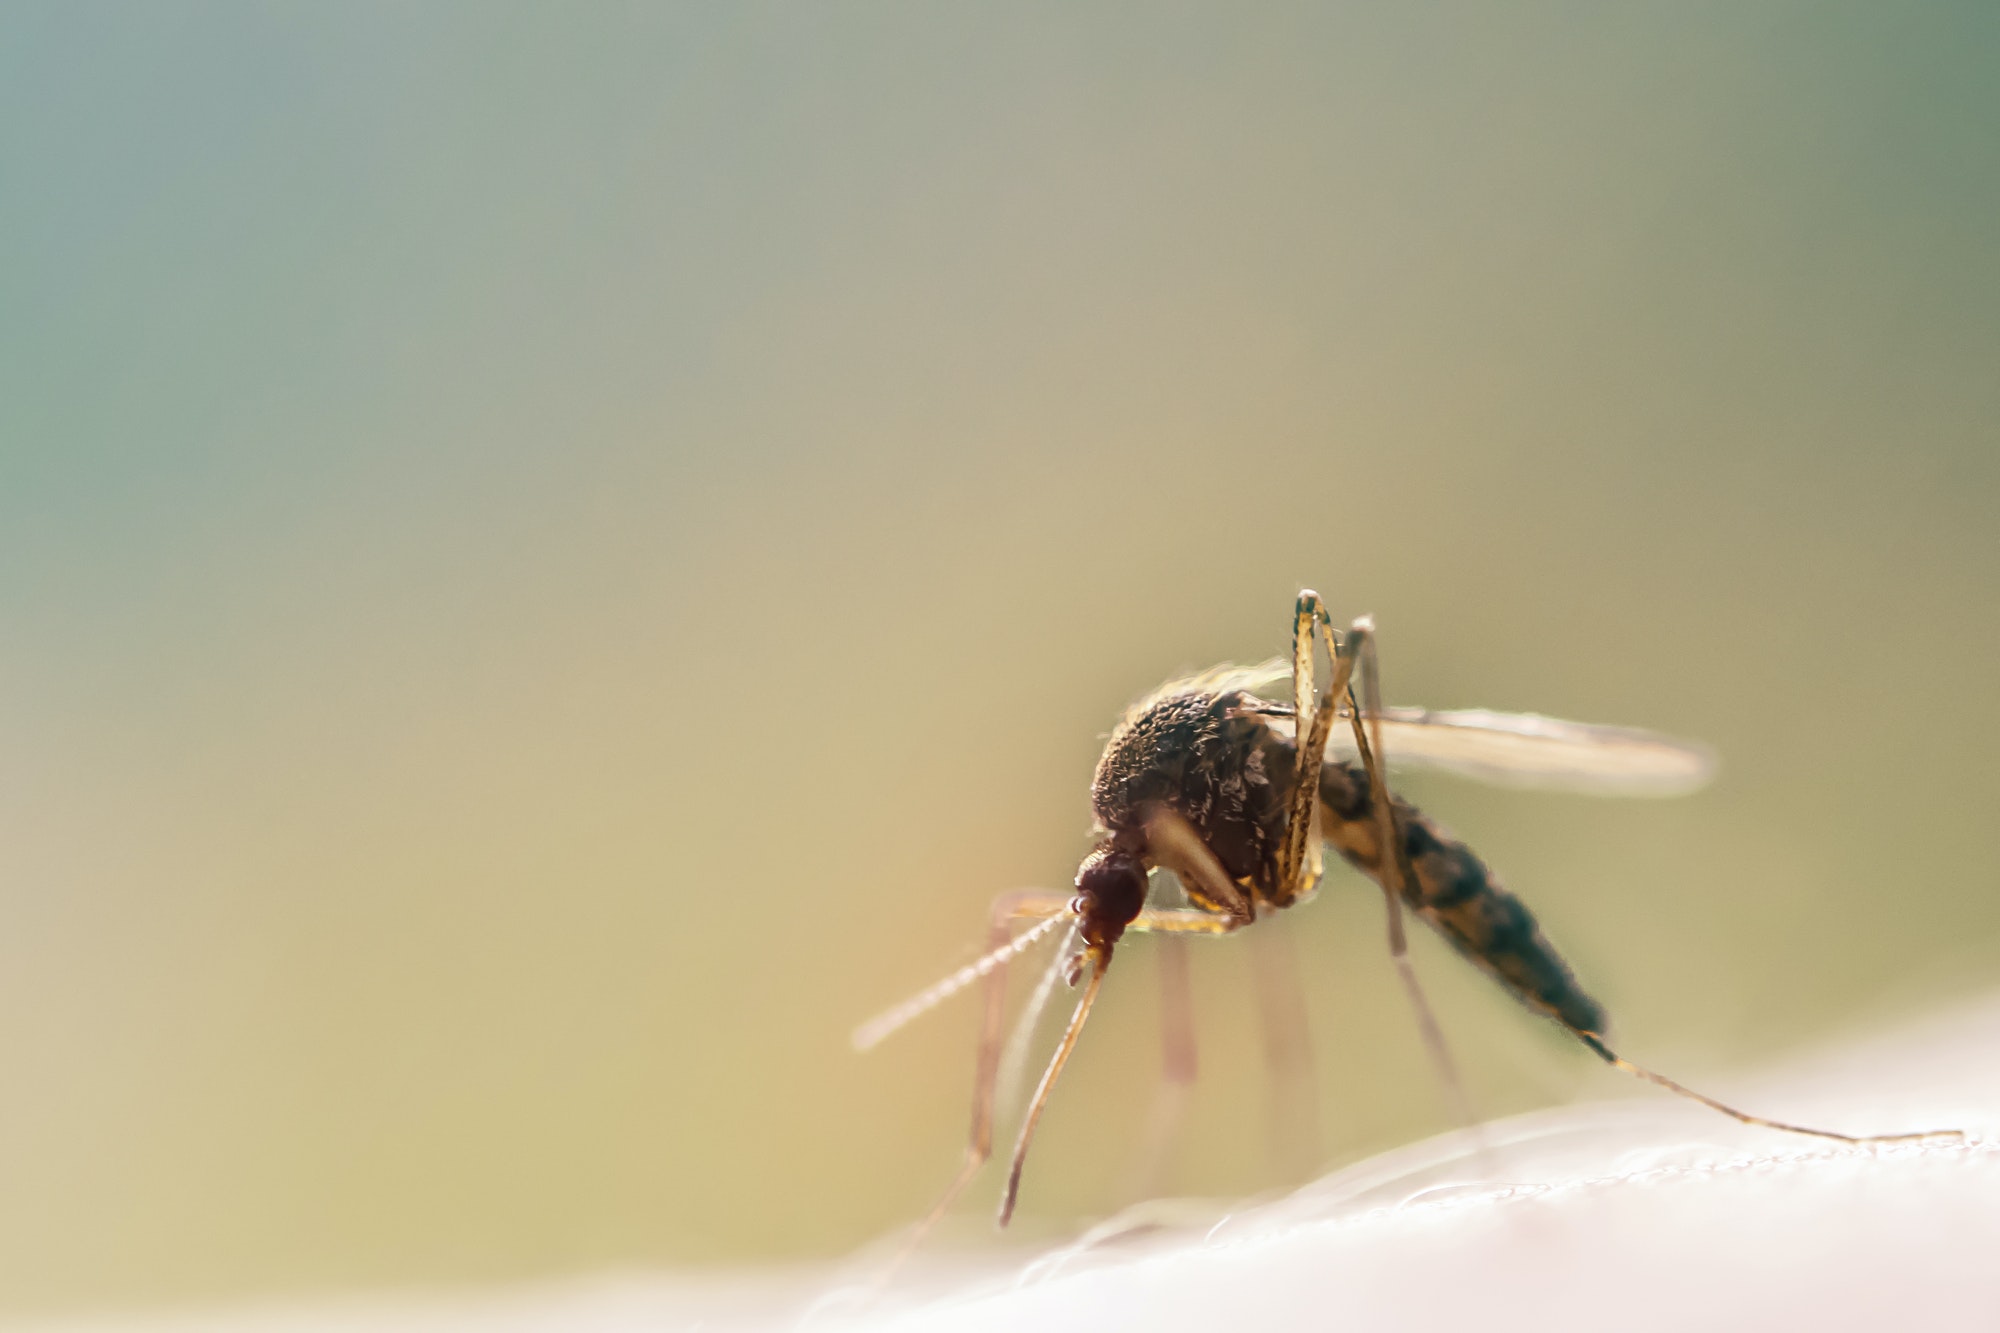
[2,1,1997,1321]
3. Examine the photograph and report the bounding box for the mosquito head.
[1071,846,1146,965]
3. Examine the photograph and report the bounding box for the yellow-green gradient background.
[3,2,1998,1319]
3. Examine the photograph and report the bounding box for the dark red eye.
[1073,850,1147,952]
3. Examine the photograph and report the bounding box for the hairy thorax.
[1090,688,1296,897]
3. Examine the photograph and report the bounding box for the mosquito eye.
[1074,855,1147,938]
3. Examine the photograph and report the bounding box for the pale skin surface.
[30,990,1999,1333]
[847,994,2000,1333]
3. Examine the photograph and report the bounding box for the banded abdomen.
[1317,760,1607,1036]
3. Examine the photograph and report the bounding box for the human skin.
[33,996,1998,1333]
[851,995,2000,1333]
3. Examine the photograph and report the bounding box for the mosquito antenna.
[999,956,1108,1226]
[994,920,1079,1120]
[851,912,1072,1053]
[1571,1029,1963,1143]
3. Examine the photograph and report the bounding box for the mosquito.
[853,590,1960,1250]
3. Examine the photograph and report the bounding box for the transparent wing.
[1250,698,1715,796]
[1201,658,1716,795]
[1333,706,1715,796]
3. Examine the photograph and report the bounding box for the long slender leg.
[1157,930,1199,1094]
[1142,808,1255,925]
[1338,617,1480,1132]
[1125,933,1198,1202]
[1277,591,1355,903]
[1116,903,1252,1203]
[999,958,1110,1225]
[1125,907,1250,935]
[897,891,1074,1256]
[994,920,1080,1131]
[1250,924,1322,1182]
[1569,1030,1962,1144]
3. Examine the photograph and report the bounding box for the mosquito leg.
[1569,1030,1963,1144]
[1341,618,1481,1133]
[1141,807,1255,925]
[1125,932,1199,1203]
[1382,922,1479,1133]
[1276,591,1355,903]
[994,920,1080,1130]
[897,890,1074,1258]
[1119,893,1255,1197]
[1127,907,1247,936]
[1250,924,1322,1182]
[1158,928,1199,1084]
[1000,956,1110,1225]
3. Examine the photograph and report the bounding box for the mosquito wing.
[1209,658,1714,795]
[1328,706,1716,796]
[1245,692,1715,796]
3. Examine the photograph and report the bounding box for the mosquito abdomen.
[1319,761,1608,1035]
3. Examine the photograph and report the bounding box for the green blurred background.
[2,1,1997,1319]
